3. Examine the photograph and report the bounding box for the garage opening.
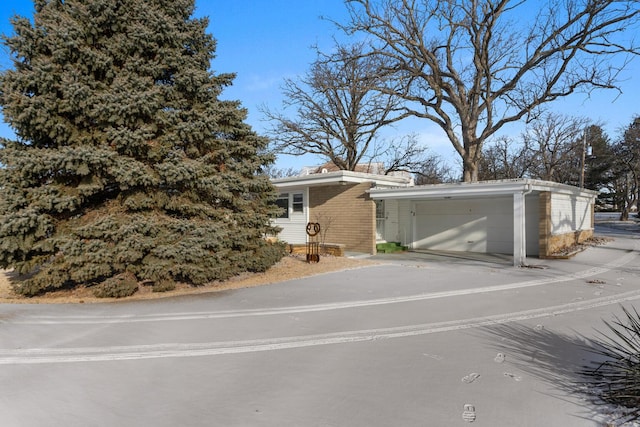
[412,194,539,256]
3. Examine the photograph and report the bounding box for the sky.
[1,1,639,173]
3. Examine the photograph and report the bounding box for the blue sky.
[1,1,639,172]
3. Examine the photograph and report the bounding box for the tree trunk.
[462,143,480,182]
[463,163,478,182]
[620,205,629,221]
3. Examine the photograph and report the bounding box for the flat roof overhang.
[273,170,412,190]
[369,178,598,200]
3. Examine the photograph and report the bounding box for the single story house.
[272,171,598,266]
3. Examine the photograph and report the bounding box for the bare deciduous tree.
[477,136,530,180]
[262,42,413,172]
[261,164,300,179]
[341,0,640,181]
[370,133,443,175]
[313,212,335,254]
[414,154,455,184]
[523,113,590,184]
[611,117,640,220]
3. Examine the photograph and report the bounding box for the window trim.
[274,192,305,221]
[292,193,304,213]
[275,193,289,219]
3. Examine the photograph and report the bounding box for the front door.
[375,200,385,241]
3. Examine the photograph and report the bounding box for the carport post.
[513,192,526,266]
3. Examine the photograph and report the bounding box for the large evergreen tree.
[0,0,283,297]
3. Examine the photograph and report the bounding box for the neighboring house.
[272,170,597,266]
[298,162,401,177]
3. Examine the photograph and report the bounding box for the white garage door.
[413,197,514,254]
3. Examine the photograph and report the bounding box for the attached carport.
[369,179,597,266]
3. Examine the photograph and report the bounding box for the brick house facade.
[308,182,377,254]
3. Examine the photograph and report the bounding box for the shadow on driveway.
[475,322,638,426]
[371,249,517,268]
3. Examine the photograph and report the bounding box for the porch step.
[376,242,408,253]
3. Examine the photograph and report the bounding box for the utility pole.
[579,128,592,189]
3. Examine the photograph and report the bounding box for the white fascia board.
[272,170,411,190]
[369,181,529,200]
[525,180,599,200]
[369,179,598,200]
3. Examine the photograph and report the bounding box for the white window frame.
[276,192,305,221]
[292,193,304,214]
[275,193,290,219]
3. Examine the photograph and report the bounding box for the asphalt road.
[1,224,639,427]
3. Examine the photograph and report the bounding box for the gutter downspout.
[513,184,534,267]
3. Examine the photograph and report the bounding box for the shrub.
[93,273,139,298]
[152,279,176,293]
[581,305,640,421]
[241,241,287,273]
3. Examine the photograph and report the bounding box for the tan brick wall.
[309,182,376,254]
[286,243,345,257]
[539,191,551,256]
[545,229,594,255]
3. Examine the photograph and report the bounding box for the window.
[375,200,385,220]
[292,193,304,213]
[273,192,304,220]
[275,193,289,218]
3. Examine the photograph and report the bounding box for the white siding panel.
[275,218,307,244]
[397,200,413,246]
[575,197,593,230]
[550,193,573,234]
[551,193,592,235]
[272,188,308,244]
[383,199,400,242]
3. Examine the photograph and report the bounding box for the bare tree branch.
[366,133,446,176]
[340,0,640,181]
[261,42,411,172]
[521,113,590,184]
[477,135,532,180]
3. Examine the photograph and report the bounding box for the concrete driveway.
[1,224,639,426]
